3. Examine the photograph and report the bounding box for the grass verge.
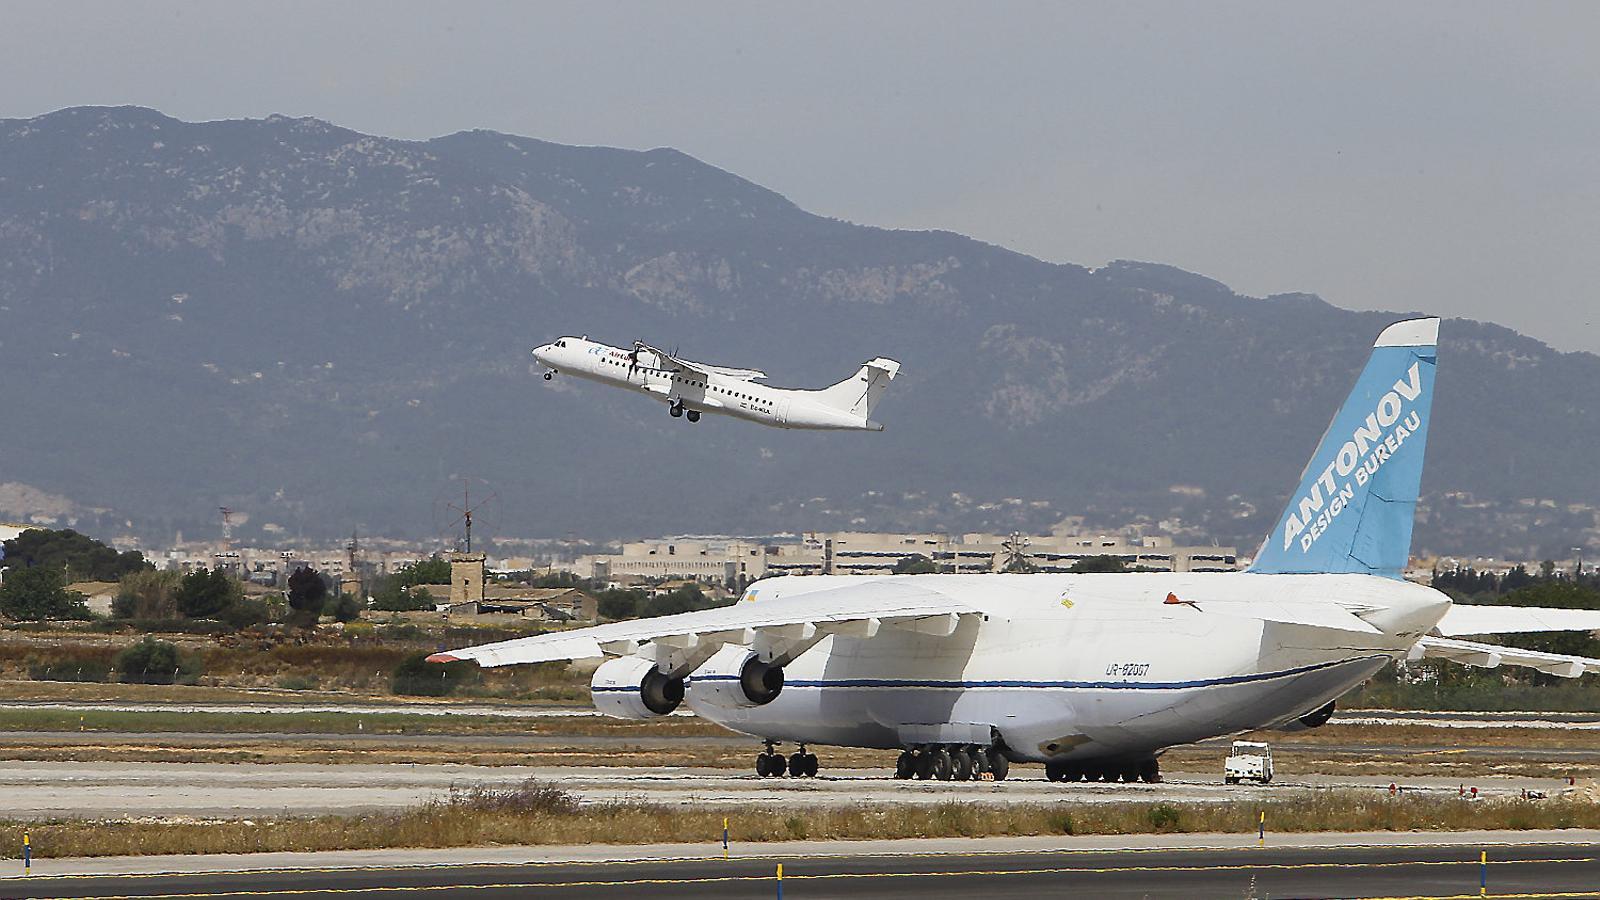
[6,780,1600,859]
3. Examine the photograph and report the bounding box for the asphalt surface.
[3,843,1595,898]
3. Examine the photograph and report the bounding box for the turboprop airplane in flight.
[437,317,1600,784]
[531,336,900,430]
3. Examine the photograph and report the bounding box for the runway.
[0,760,1574,818]
[4,842,1597,898]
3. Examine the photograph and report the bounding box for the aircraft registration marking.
[1105,663,1151,677]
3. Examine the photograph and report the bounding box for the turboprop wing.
[428,579,981,668]
[635,341,767,382]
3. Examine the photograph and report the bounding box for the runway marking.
[29,854,1600,897]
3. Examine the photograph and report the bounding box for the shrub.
[330,592,362,623]
[112,637,203,684]
[29,657,111,682]
[218,597,272,631]
[391,651,475,696]
[276,674,319,691]
[1146,803,1183,832]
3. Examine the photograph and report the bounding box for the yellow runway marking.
[31,854,1600,898]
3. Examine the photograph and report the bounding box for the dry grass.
[7,780,1600,859]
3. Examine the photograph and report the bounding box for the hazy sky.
[5,1,1597,352]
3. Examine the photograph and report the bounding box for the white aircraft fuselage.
[681,572,1449,762]
[532,337,898,430]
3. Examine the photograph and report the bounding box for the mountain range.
[1,106,1595,559]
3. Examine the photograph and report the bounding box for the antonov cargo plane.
[533,337,900,430]
[439,318,1600,783]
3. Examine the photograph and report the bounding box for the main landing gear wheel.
[685,410,701,423]
[951,748,974,782]
[986,747,1010,781]
[1139,758,1162,784]
[669,403,684,418]
[895,751,914,779]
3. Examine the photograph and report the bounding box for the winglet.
[424,652,460,664]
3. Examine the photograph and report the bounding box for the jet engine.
[686,646,785,711]
[590,656,684,719]
[1275,700,1336,732]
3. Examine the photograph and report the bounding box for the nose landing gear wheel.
[787,748,818,778]
[756,741,788,777]
[542,371,554,381]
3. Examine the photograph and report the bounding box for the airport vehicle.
[532,336,899,430]
[1224,741,1273,785]
[436,318,1600,783]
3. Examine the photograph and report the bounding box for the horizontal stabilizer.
[1412,636,1599,678]
[1433,604,1600,637]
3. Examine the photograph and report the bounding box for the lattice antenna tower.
[447,484,497,554]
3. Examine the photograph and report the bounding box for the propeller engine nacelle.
[590,656,684,719]
[686,646,785,713]
[1274,700,1336,732]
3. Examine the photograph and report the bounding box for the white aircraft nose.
[532,344,552,363]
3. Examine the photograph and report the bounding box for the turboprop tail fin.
[814,357,901,419]
[1248,317,1439,578]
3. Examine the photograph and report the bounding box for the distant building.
[569,528,1238,584]
[447,587,598,622]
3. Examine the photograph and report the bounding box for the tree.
[113,637,202,684]
[649,584,719,616]
[371,585,434,612]
[218,597,272,630]
[368,558,450,611]
[285,566,329,627]
[330,591,362,623]
[113,569,182,619]
[173,568,241,618]
[893,554,940,575]
[1,528,152,582]
[393,557,451,587]
[0,566,89,620]
[597,588,644,620]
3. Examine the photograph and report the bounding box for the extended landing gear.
[686,410,700,423]
[669,400,684,418]
[543,370,554,381]
[756,741,817,778]
[894,745,1009,782]
[1046,756,1161,784]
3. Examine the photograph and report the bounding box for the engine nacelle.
[686,646,785,712]
[590,656,684,719]
[1274,700,1336,732]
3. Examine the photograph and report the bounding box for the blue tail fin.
[1248,317,1439,578]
